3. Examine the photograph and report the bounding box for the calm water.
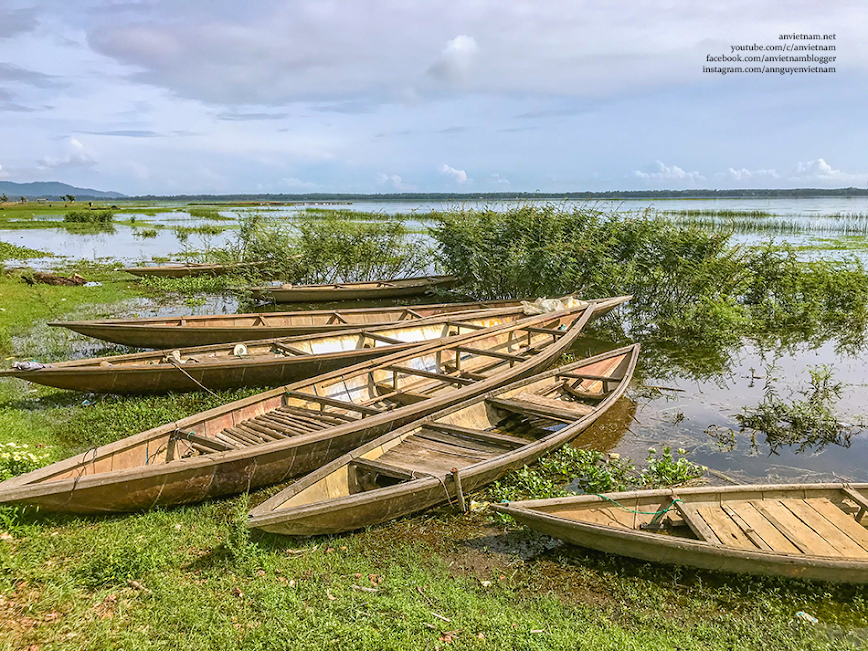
[8,196,868,484]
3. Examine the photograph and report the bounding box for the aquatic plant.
[0,240,52,260]
[489,445,704,503]
[737,364,863,455]
[431,204,868,357]
[187,207,234,220]
[63,209,114,224]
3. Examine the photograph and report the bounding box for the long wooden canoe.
[121,261,267,278]
[47,296,580,349]
[0,298,622,513]
[493,483,868,584]
[1,305,560,394]
[247,344,639,536]
[250,275,458,303]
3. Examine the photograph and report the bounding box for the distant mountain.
[0,181,126,200]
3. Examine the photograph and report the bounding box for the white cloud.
[376,173,413,191]
[37,138,97,169]
[788,159,868,184]
[281,177,320,190]
[439,164,468,184]
[727,167,779,181]
[0,164,8,179]
[633,161,704,183]
[427,35,479,85]
[490,173,510,185]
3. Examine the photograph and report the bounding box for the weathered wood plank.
[752,500,840,557]
[285,390,382,415]
[783,500,868,559]
[673,500,721,544]
[811,498,868,552]
[725,502,800,554]
[695,506,757,550]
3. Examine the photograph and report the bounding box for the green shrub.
[63,209,114,223]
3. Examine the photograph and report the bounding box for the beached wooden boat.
[0,298,623,514]
[493,483,868,584]
[121,261,266,278]
[48,296,565,349]
[1,306,546,394]
[247,344,639,536]
[250,275,458,303]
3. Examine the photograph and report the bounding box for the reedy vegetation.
[430,205,868,349]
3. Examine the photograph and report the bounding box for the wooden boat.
[493,483,868,584]
[47,296,570,349]
[247,344,639,536]
[1,306,549,394]
[121,261,267,278]
[0,298,623,514]
[250,275,458,303]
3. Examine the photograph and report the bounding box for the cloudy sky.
[0,0,866,195]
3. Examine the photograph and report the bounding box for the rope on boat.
[591,494,684,516]
[167,357,219,397]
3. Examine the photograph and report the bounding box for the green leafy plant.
[737,364,861,454]
[0,441,51,481]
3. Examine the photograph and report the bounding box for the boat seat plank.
[843,487,868,522]
[487,395,592,423]
[386,365,475,386]
[272,343,310,356]
[694,506,757,550]
[513,392,595,415]
[725,502,802,554]
[362,331,405,345]
[752,500,840,557]
[377,445,477,473]
[415,429,515,454]
[423,422,528,449]
[811,498,868,552]
[453,345,528,362]
[285,390,382,415]
[672,500,721,544]
[351,458,415,480]
[783,500,868,559]
[404,435,495,461]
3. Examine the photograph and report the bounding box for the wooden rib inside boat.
[246,344,639,536]
[1,304,548,394]
[250,275,458,303]
[493,483,868,583]
[46,295,603,349]
[0,297,624,514]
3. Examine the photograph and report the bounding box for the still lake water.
[8,196,868,485]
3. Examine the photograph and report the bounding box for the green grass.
[0,240,53,260]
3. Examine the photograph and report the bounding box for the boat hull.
[247,345,640,536]
[495,483,868,584]
[250,275,458,302]
[0,301,622,513]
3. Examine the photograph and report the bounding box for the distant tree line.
[127,188,868,202]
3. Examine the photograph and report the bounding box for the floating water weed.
[737,364,863,455]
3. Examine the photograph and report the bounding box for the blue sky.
[0,1,866,195]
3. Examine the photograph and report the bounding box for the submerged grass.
[0,240,52,260]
